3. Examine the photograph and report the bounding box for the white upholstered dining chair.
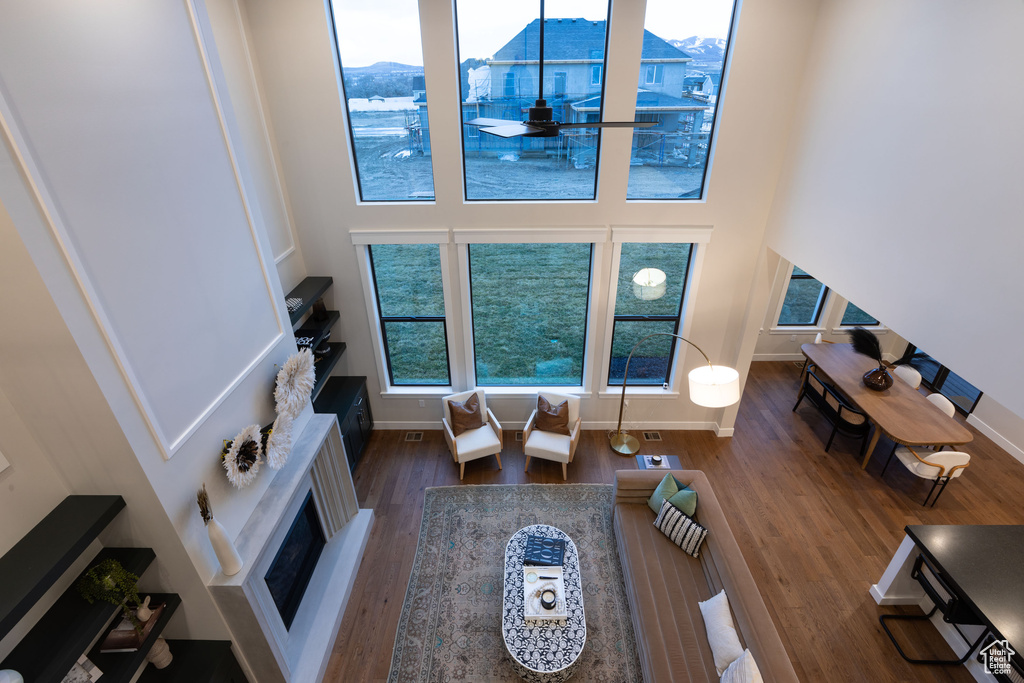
[523,391,581,481]
[881,446,970,506]
[441,389,502,480]
[926,392,956,418]
[893,364,922,389]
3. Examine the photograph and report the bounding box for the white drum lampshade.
[632,268,667,300]
[688,365,741,408]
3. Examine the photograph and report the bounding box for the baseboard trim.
[372,421,724,432]
[752,353,805,362]
[967,413,1024,466]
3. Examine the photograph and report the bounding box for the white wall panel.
[0,1,282,455]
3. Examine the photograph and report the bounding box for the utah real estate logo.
[980,639,1015,675]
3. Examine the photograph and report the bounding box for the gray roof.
[491,19,690,62]
[571,90,710,111]
[683,75,709,85]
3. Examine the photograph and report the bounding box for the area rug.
[387,484,642,682]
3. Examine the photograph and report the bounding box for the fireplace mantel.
[209,414,373,683]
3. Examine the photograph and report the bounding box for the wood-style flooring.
[325,361,1024,682]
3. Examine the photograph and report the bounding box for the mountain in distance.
[669,36,727,63]
[344,61,423,76]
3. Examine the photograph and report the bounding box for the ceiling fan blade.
[466,117,520,128]
[479,123,543,138]
[557,121,659,130]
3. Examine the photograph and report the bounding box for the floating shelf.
[1,546,155,683]
[311,342,346,402]
[294,310,341,352]
[88,592,182,682]
[138,640,241,682]
[285,277,332,327]
[0,495,125,639]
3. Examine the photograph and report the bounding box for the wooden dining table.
[801,343,973,468]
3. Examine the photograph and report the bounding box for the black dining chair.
[793,369,871,457]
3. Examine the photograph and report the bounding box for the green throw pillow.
[647,473,698,515]
[667,487,698,517]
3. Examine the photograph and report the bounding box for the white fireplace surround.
[210,414,373,683]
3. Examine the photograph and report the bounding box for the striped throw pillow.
[654,499,708,558]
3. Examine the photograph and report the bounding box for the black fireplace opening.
[264,491,326,630]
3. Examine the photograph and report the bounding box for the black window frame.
[367,245,453,387]
[898,344,983,415]
[776,267,830,327]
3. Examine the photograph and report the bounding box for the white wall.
[243,0,822,432]
[764,0,1024,420]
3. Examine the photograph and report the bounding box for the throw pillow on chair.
[535,395,570,434]
[449,392,484,436]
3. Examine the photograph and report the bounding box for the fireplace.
[264,491,326,630]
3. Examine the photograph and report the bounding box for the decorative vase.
[863,366,894,391]
[146,638,173,669]
[0,670,24,683]
[207,517,243,576]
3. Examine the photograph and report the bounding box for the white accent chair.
[441,389,502,480]
[927,392,956,418]
[523,392,581,481]
[881,446,970,506]
[893,364,922,389]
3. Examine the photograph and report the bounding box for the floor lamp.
[609,333,741,455]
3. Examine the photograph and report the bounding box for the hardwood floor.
[325,361,1024,682]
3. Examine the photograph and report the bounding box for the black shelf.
[294,310,341,351]
[0,495,125,638]
[88,592,182,682]
[311,342,346,402]
[1,546,155,682]
[139,640,246,683]
[285,277,332,327]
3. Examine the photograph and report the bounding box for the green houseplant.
[76,558,142,633]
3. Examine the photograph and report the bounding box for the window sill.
[831,325,888,334]
[478,387,593,399]
[768,326,826,335]
[379,386,453,399]
[598,387,680,399]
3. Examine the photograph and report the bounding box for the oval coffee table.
[502,524,586,682]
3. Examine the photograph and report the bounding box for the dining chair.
[893,364,923,389]
[441,389,503,480]
[793,369,871,457]
[927,392,956,418]
[881,446,970,506]
[523,391,581,480]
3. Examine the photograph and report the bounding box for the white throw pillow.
[719,649,763,683]
[697,589,745,675]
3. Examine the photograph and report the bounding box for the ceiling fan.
[465,0,655,139]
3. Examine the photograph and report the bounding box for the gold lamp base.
[610,432,640,456]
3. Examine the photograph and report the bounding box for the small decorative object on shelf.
[849,326,893,391]
[275,348,315,420]
[0,671,24,683]
[223,424,263,488]
[198,483,244,576]
[285,297,303,313]
[146,637,174,669]
[99,601,165,653]
[266,413,293,470]
[60,655,101,683]
[75,558,142,633]
[136,594,153,621]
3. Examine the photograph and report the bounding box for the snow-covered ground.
[347,96,417,112]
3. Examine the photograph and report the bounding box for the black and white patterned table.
[502,525,586,682]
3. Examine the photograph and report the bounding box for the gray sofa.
[613,470,799,682]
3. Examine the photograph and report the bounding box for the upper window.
[469,243,592,385]
[840,301,879,326]
[627,0,737,199]
[609,243,693,385]
[328,0,435,201]
[455,2,610,201]
[900,345,983,414]
[778,267,829,326]
[368,244,451,385]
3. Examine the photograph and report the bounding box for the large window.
[627,0,737,199]
[455,1,610,200]
[369,245,450,385]
[469,243,592,385]
[841,301,879,326]
[900,345,983,414]
[328,0,435,201]
[777,267,829,326]
[609,243,693,385]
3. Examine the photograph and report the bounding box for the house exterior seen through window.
[609,243,693,385]
[469,243,592,385]
[368,245,450,385]
[627,0,738,200]
[778,267,829,326]
[328,0,435,201]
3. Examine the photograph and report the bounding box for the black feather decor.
[848,326,883,366]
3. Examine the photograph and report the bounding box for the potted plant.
[76,558,142,634]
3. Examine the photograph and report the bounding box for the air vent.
[643,431,662,442]
[405,432,423,442]
[515,431,524,442]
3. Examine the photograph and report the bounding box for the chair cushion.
[449,392,484,436]
[523,429,571,463]
[698,590,745,675]
[654,499,708,558]
[454,424,500,462]
[720,650,763,683]
[895,448,969,479]
[535,395,570,435]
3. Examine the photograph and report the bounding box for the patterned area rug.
[388,484,642,682]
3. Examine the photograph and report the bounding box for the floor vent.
[405,432,423,442]
[515,431,524,442]
[643,431,662,442]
